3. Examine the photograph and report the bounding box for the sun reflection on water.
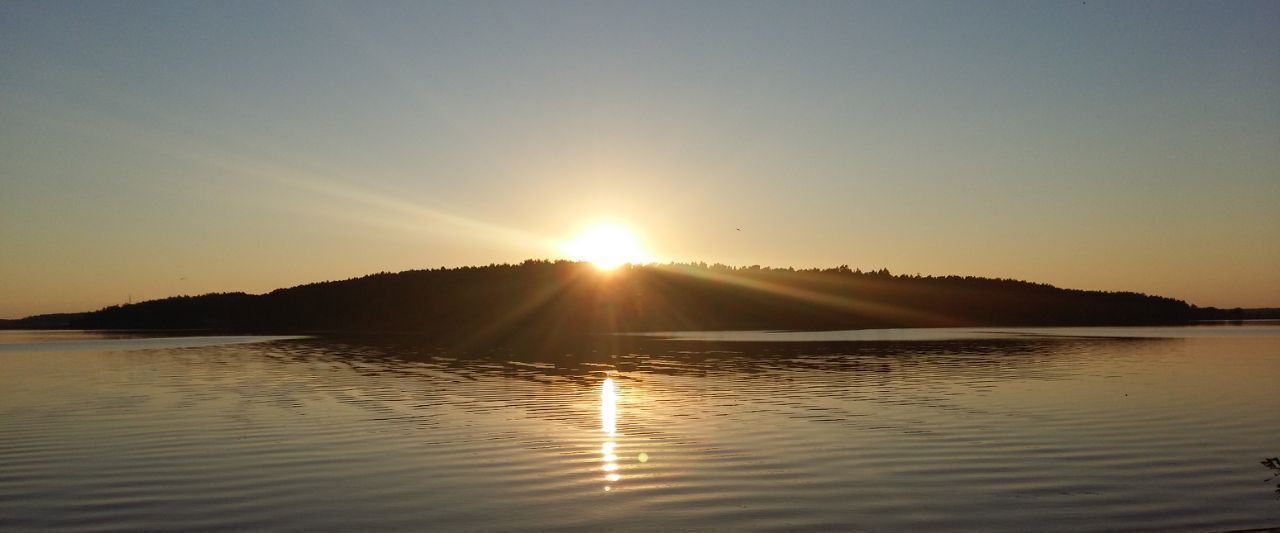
[601,378,619,491]
[601,378,617,436]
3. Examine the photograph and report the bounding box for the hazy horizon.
[3,1,1278,317]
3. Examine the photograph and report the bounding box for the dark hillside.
[63,261,1196,340]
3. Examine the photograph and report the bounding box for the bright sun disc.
[564,224,651,270]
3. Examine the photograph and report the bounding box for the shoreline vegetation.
[1,261,1274,339]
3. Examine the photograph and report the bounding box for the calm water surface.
[1,326,1278,531]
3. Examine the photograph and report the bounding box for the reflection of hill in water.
[240,334,1185,451]
[268,333,1177,389]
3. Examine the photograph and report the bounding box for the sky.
[1,0,1278,317]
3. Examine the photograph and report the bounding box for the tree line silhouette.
[1,260,1241,341]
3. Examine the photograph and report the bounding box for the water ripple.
[1,330,1278,531]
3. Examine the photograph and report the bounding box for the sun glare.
[564,223,652,270]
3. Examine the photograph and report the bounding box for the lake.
[1,326,1277,531]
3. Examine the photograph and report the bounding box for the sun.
[563,223,652,270]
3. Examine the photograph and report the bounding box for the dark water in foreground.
[1,326,1278,532]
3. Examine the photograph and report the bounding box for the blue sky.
[2,0,1277,316]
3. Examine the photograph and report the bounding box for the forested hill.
[50,260,1199,339]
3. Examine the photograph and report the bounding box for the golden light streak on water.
[601,378,619,491]
[601,378,617,437]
